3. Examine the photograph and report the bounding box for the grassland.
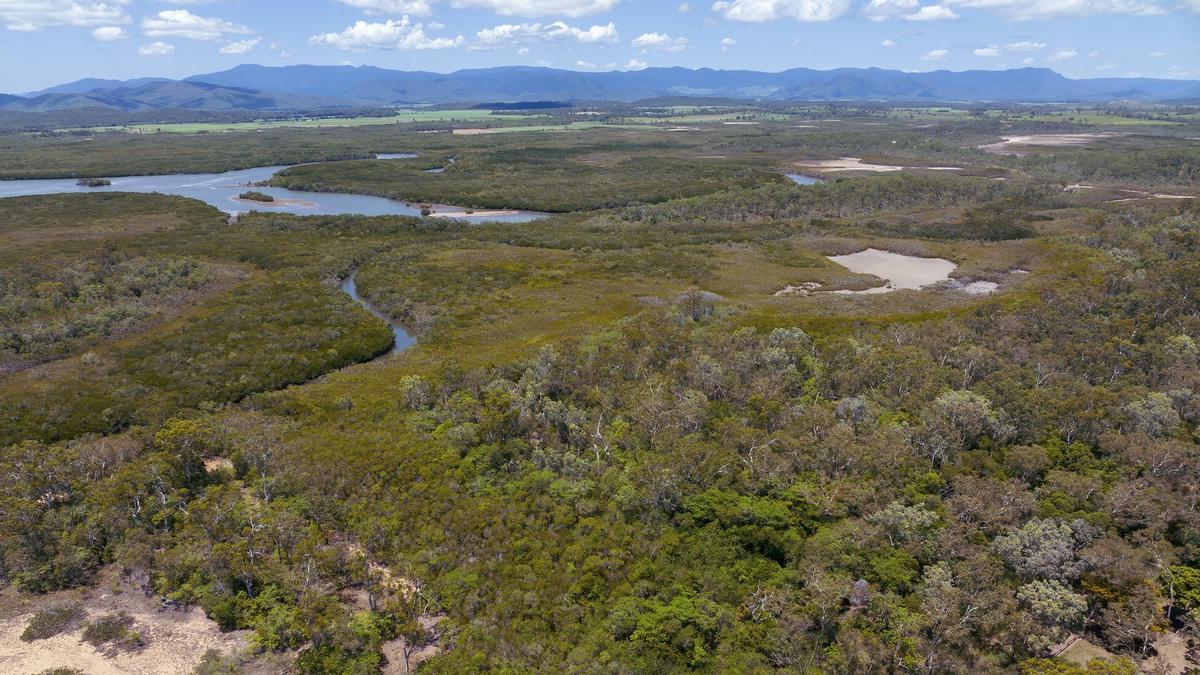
[58,109,544,134]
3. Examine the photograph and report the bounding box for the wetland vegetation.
[1,104,1199,674]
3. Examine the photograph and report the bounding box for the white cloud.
[623,58,647,70]
[92,25,126,41]
[1,0,131,31]
[575,59,596,67]
[973,45,999,56]
[310,16,463,50]
[451,0,620,17]
[922,48,948,60]
[1021,56,1033,64]
[905,4,958,19]
[880,38,895,46]
[720,36,735,51]
[142,10,251,40]
[940,0,1165,20]
[711,0,851,22]
[517,46,530,53]
[1046,47,1077,60]
[678,1,692,9]
[863,0,958,19]
[1005,40,1044,51]
[269,41,293,58]
[333,0,435,15]
[474,20,617,48]
[632,31,689,51]
[1148,50,1166,57]
[220,37,260,54]
[137,41,174,56]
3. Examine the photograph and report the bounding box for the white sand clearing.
[0,589,248,675]
[797,157,961,173]
[979,133,1115,155]
[429,209,521,218]
[826,248,959,294]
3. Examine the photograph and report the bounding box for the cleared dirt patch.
[0,568,248,675]
[796,157,961,173]
[978,133,1117,156]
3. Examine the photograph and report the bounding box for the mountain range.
[5,65,1200,112]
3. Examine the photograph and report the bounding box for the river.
[340,271,416,354]
[0,154,546,223]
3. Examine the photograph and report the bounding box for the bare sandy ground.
[0,570,248,675]
[826,248,957,294]
[428,209,521,218]
[979,133,1116,156]
[1105,188,1196,203]
[796,157,962,173]
[452,128,501,135]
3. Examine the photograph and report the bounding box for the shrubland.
[1,115,1198,673]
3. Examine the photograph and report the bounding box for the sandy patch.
[796,157,961,173]
[722,121,759,125]
[0,572,248,675]
[1104,188,1195,203]
[827,248,956,293]
[774,282,823,296]
[452,128,502,135]
[428,209,521,219]
[979,133,1116,156]
[1052,635,1117,668]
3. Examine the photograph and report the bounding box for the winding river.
[0,153,548,356]
[0,154,546,223]
[340,272,416,354]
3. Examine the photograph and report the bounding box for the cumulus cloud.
[939,0,1166,19]
[1005,40,1045,51]
[678,1,692,9]
[474,20,616,48]
[1,0,131,31]
[142,10,251,40]
[310,16,463,50]
[269,41,293,58]
[720,36,735,51]
[905,4,958,18]
[1046,47,1077,60]
[711,0,851,22]
[632,31,689,51]
[863,0,958,20]
[623,57,647,70]
[973,45,999,56]
[137,41,174,55]
[334,0,435,14]
[92,25,126,41]
[451,0,619,17]
[922,48,948,60]
[880,38,895,46]
[220,37,260,54]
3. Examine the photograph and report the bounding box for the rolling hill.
[5,65,1200,112]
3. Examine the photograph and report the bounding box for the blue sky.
[1,0,1197,92]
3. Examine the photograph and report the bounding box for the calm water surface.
[0,154,544,223]
[784,173,821,186]
[339,272,416,354]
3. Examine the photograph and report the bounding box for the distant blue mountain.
[7,65,1199,111]
[25,77,173,97]
[182,64,1200,104]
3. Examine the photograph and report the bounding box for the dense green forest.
[1,111,1199,673]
